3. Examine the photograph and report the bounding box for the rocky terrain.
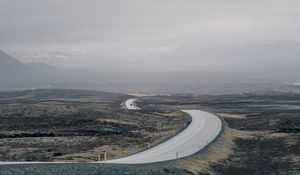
[0,90,299,175]
[139,92,300,174]
[0,89,188,162]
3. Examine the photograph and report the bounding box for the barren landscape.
[1,1,300,174]
[0,89,188,162]
[0,89,299,175]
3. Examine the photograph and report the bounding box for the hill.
[0,50,43,83]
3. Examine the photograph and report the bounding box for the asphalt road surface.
[0,99,222,165]
[124,99,140,110]
[107,108,222,164]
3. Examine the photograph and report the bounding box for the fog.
[0,0,300,93]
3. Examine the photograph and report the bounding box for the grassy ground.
[0,90,299,175]
[140,92,300,174]
[0,89,188,162]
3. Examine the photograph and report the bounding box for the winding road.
[124,99,140,110]
[0,98,222,165]
[107,99,222,164]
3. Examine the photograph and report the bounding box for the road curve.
[124,99,140,110]
[107,109,222,164]
[0,99,222,165]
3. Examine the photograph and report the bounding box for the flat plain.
[0,89,299,175]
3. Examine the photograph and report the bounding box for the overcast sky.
[0,0,300,71]
[1,0,299,49]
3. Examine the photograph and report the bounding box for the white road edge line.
[107,100,222,164]
[0,98,222,165]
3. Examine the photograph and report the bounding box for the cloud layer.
[1,0,300,50]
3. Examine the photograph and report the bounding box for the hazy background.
[1,0,300,94]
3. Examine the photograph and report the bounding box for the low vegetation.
[0,89,188,162]
[0,90,299,175]
[140,92,300,174]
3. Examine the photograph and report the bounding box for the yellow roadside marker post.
[147,142,150,149]
[97,153,101,162]
[104,151,107,163]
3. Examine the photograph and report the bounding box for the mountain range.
[1,41,300,89]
